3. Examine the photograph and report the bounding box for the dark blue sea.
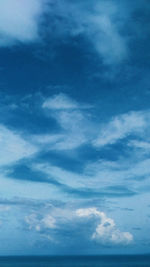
[0,256,150,267]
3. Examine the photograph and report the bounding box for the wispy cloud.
[93,111,147,147]
[83,1,128,65]
[42,0,128,65]
[76,208,133,245]
[41,95,150,153]
[0,124,37,166]
[35,94,93,150]
[27,95,150,198]
[42,93,80,110]
[0,0,147,68]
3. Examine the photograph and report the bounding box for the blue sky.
[0,0,150,255]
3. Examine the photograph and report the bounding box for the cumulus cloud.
[76,208,133,245]
[0,0,44,46]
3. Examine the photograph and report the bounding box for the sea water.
[0,255,150,267]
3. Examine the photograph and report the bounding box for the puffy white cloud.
[0,0,44,46]
[76,208,133,245]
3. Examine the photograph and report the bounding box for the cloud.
[25,213,56,232]
[30,96,150,198]
[42,95,150,151]
[42,93,79,110]
[32,161,136,198]
[43,0,128,65]
[32,163,85,189]
[76,208,133,245]
[128,140,150,153]
[84,1,127,65]
[94,111,147,147]
[0,124,37,166]
[0,0,147,67]
[0,0,127,65]
[36,94,93,150]
[0,0,44,46]
[32,143,150,197]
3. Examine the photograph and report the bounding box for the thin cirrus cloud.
[28,94,150,199]
[32,155,150,197]
[40,94,150,152]
[93,111,147,147]
[42,93,80,110]
[76,208,133,245]
[36,93,93,150]
[2,94,150,199]
[0,124,37,166]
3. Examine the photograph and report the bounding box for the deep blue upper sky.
[0,0,150,255]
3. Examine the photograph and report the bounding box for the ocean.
[0,256,150,267]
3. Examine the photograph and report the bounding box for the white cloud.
[32,154,150,194]
[94,111,146,147]
[0,0,44,46]
[0,124,37,166]
[128,140,150,152]
[25,213,56,232]
[37,94,93,151]
[85,1,127,64]
[42,96,150,151]
[76,208,133,245]
[43,93,79,110]
[32,163,85,188]
[45,0,128,65]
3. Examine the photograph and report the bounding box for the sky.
[0,0,150,256]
